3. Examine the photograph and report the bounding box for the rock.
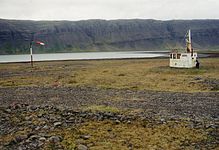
[39,137,46,142]
[25,121,33,125]
[35,126,41,131]
[14,135,28,143]
[50,127,55,131]
[127,120,131,124]
[107,128,112,132]
[115,120,120,124]
[38,133,47,137]
[42,125,49,130]
[77,144,88,150]
[160,118,165,122]
[128,143,133,149]
[12,104,22,109]
[5,109,11,113]
[24,116,32,121]
[48,135,62,143]
[194,77,202,80]
[66,117,75,123]
[38,141,44,147]
[80,135,90,140]
[66,120,74,123]
[27,105,38,111]
[54,122,62,127]
[29,141,39,148]
[29,135,40,141]
[18,146,24,150]
[80,114,87,118]
[206,123,217,129]
[7,139,16,146]
[75,139,84,145]
[38,113,44,117]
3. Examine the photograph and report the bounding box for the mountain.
[0,19,219,54]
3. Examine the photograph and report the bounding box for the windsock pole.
[30,43,33,67]
[30,33,34,67]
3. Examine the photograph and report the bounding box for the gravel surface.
[0,86,218,120]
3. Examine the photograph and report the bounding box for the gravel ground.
[0,86,218,120]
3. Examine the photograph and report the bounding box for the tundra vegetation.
[0,58,218,92]
[0,58,218,149]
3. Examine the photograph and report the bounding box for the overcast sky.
[0,0,219,21]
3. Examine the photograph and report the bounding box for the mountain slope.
[0,19,219,54]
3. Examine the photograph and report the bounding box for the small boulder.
[115,120,120,124]
[48,135,62,143]
[5,109,11,113]
[27,105,38,111]
[14,135,28,143]
[29,135,40,141]
[35,126,41,131]
[53,122,62,127]
[77,144,88,150]
[42,125,49,130]
[80,135,90,140]
[127,120,131,124]
[39,137,46,142]
[24,116,32,121]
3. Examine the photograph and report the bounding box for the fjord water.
[0,51,167,63]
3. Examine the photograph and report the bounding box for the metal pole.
[30,44,33,67]
[30,33,34,67]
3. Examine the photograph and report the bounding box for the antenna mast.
[186,30,192,53]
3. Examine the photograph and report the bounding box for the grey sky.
[0,0,219,20]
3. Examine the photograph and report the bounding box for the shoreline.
[0,51,218,64]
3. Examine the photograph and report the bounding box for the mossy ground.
[1,112,214,150]
[76,121,207,150]
[0,58,218,92]
[32,120,218,150]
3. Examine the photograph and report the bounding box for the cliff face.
[0,19,219,54]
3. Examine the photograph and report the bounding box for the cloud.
[0,0,219,20]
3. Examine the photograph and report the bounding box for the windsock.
[35,41,45,46]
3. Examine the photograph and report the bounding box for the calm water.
[0,51,167,63]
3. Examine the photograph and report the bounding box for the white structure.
[169,30,198,68]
